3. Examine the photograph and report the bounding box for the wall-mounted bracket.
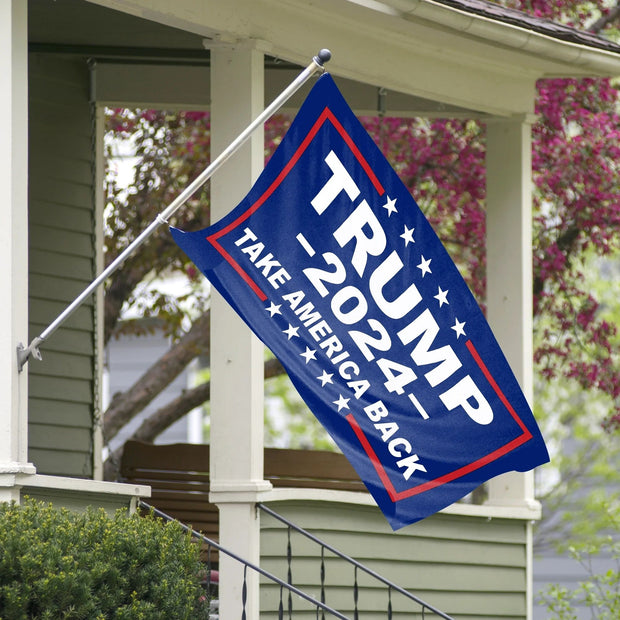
[16,337,43,372]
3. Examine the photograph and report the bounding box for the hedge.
[0,498,209,619]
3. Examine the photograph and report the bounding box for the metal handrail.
[139,501,348,619]
[258,502,455,620]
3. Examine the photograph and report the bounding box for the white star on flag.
[317,370,334,386]
[283,324,299,340]
[266,301,282,317]
[451,318,466,339]
[300,347,317,363]
[333,394,350,411]
[434,286,449,307]
[400,225,415,246]
[382,196,398,216]
[417,256,432,277]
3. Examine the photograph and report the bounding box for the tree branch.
[103,261,153,344]
[533,225,580,297]
[104,357,285,481]
[103,310,211,444]
[589,1,620,33]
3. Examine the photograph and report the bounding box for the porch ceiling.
[30,0,620,117]
[28,0,481,117]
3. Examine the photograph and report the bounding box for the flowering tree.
[101,0,620,482]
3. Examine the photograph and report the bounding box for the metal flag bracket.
[16,48,331,373]
[17,337,43,371]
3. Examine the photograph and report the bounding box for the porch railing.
[140,500,454,619]
[258,502,454,620]
[140,500,349,619]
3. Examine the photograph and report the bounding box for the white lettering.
[296,302,322,327]
[369,251,423,319]
[375,421,399,442]
[333,199,386,277]
[254,252,282,277]
[308,319,332,342]
[319,335,344,358]
[349,319,391,362]
[364,400,389,422]
[439,375,494,425]
[397,454,427,479]
[234,227,257,246]
[311,151,360,215]
[331,286,368,325]
[347,379,370,399]
[282,290,305,310]
[267,268,291,289]
[339,361,359,380]
[240,241,264,263]
[388,437,411,458]
[398,309,462,387]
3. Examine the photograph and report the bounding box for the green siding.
[29,399,92,430]
[260,501,528,619]
[28,53,96,478]
[29,226,95,258]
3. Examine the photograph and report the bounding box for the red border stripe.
[347,413,398,501]
[347,339,533,502]
[207,106,384,298]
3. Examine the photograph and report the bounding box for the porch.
[121,440,536,618]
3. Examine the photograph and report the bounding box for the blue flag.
[171,73,549,530]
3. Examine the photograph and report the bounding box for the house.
[3,0,620,617]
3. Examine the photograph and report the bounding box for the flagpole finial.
[314,49,332,67]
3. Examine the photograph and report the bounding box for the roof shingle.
[434,0,620,54]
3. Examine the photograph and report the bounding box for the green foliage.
[533,374,618,550]
[265,368,337,451]
[194,353,337,449]
[533,250,620,552]
[534,254,620,616]
[541,584,579,620]
[540,503,620,619]
[0,498,208,619]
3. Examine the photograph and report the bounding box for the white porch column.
[485,117,536,507]
[209,47,270,620]
[485,117,537,620]
[0,0,36,500]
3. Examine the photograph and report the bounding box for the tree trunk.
[589,1,620,33]
[104,357,285,481]
[103,311,211,444]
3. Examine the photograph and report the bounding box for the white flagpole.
[17,49,332,371]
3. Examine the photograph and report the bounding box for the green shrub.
[0,498,209,619]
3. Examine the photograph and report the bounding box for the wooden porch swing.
[119,440,366,542]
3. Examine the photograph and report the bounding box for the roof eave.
[381,0,620,77]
